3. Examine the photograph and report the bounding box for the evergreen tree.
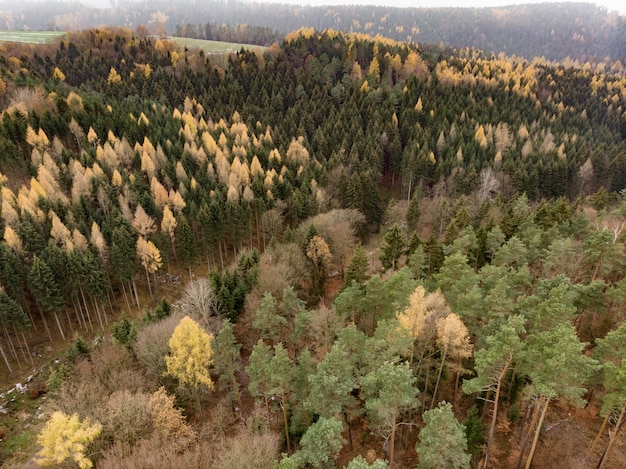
[415,402,471,469]
[380,223,405,270]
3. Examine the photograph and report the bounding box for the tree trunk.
[281,392,291,453]
[11,324,28,364]
[390,411,397,468]
[52,310,66,341]
[3,325,19,363]
[121,281,131,313]
[515,400,542,469]
[597,402,626,469]
[484,357,511,469]
[145,267,153,300]
[22,331,34,365]
[0,340,12,374]
[131,279,140,309]
[431,347,448,409]
[591,411,611,453]
[37,304,53,342]
[64,306,74,335]
[524,396,550,469]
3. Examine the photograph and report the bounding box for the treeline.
[1,0,625,61]
[174,22,282,46]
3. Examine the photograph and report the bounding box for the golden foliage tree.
[431,313,473,407]
[36,411,102,469]
[165,316,214,413]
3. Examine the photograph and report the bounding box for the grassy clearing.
[168,36,267,54]
[0,31,65,44]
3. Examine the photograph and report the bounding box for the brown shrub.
[133,314,182,381]
[98,435,214,469]
[215,430,280,469]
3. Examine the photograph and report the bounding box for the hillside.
[0,1,625,61]
[0,27,626,468]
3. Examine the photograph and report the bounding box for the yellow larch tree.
[431,313,473,407]
[150,177,169,208]
[136,236,162,300]
[132,204,157,237]
[169,190,186,213]
[165,316,214,414]
[107,67,122,85]
[35,411,102,469]
[161,205,177,256]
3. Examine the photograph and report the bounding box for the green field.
[168,37,267,54]
[0,31,65,44]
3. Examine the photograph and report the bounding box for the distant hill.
[0,1,624,61]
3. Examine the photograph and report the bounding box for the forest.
[0,1,625,62]
[0,24,626,468]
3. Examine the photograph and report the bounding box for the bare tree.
[181,278,221,332]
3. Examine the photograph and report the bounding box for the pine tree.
[344,244,370,288]
[28,256,65,341]
[212,319,242,409]
[416,402,470,469]
[380,224,405,270]
[176,214,197,279]
[361,361,419,467]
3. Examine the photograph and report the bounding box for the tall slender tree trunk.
[131,279,140,309]
[0,340,12,374]
[597,402,626,469]
[21,331,34,365]
[11,324,29,364]
[144,267,153,301]
[591,411,611,453]
[121,281,131,313]
[524,396,550,469]
[484,357,511,469]
[91,298,104,331]
[3,325,18,362]
[516,400,542,469]
[281,392,291,453]
[52,311,66,341]
[36,304,52,342]
[390,411,397,468]
[64,306,74,334]
[78,282,93,331]
[431,347,448,409]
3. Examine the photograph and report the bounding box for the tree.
[36,411,102,469]
[344,244,370,288]
[212,319,242,409]
[594,359,626,469]
[161,204,177,259]
[136,236,162,300]
[345,456,391,469]
[431,313,473,408]
[253,292,286,342]
[268,343,294,452]
[517,322,599,469]
[380,224,405,270]
[28,256,64,341]
[306,342,360,447]
[361,361,419,467]
[463,315,526,469]
[164,316,214,413]
[415,402,470,469]
[306,235,332,299]
[246,339,273,420]
[294,416,346,468]
[176,214,198,279]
